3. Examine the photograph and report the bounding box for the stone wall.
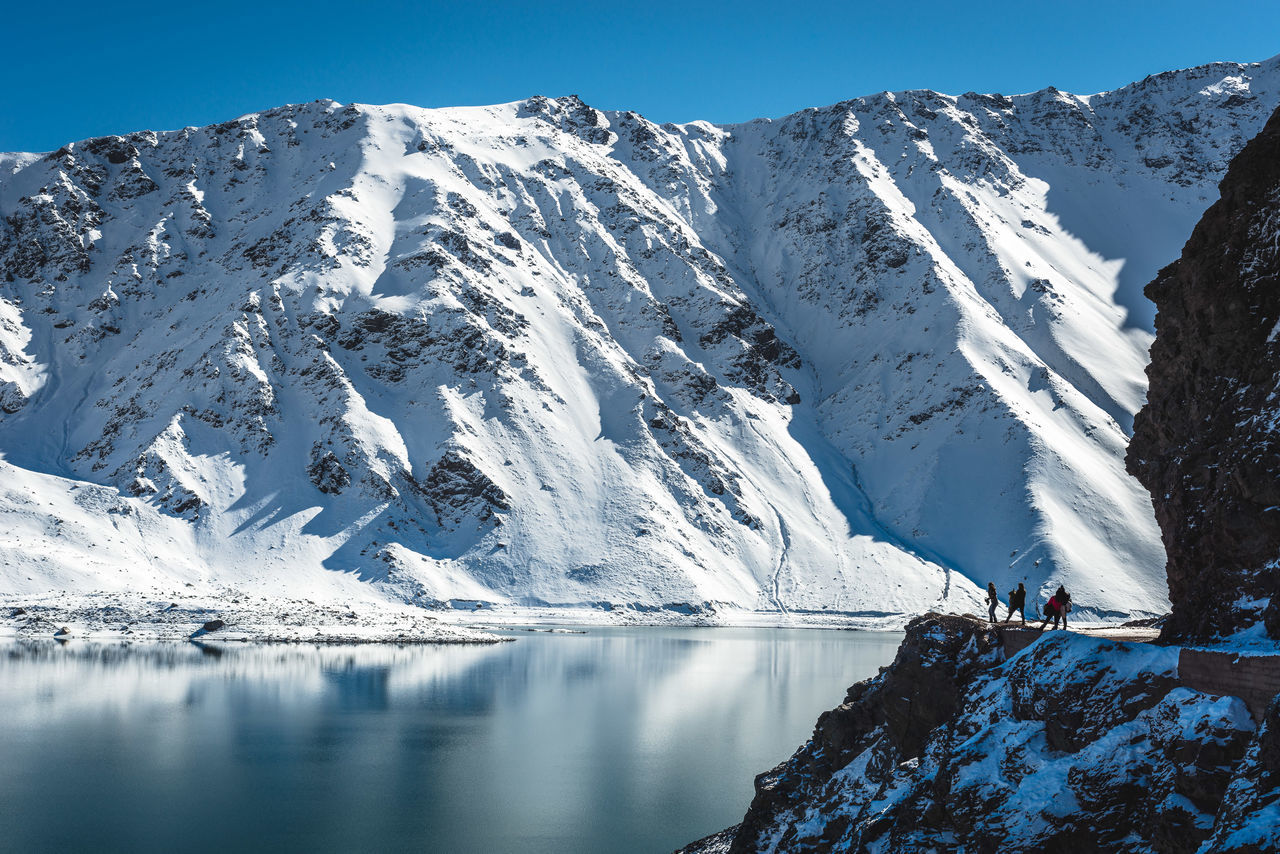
[998,629,1280,722]
[1179,649,1280,722]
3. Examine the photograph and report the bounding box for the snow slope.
[2,58,1277,622]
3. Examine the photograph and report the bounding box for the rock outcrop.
[1202,698,1280,853]
[1128,103,1280,642]
[692,617,1270,854]
[729,613,1003,851]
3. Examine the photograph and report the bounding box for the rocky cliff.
[1127,104,1280,643]
[682,616,1276,854]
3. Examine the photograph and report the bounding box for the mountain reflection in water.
[0,627,902,853]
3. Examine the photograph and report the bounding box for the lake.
[0,627,903,853]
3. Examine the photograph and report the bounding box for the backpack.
[1043,600,1054,616]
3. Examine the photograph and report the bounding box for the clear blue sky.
[3,0,1278,152]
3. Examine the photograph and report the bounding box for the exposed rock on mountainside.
[1,59,1278,617]
[1128,104,1280,643]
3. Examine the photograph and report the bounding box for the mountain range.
[3,56,1277,621]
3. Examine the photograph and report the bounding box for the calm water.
[0,627,901,853]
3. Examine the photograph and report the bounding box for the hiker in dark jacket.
[987,582,999,623]
[1006,582,1027,624]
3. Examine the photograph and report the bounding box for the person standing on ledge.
[1039,586,1071,631]
[987,582,1000,623]
[1006,582,1027,624]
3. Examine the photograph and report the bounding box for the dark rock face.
[1202,696,1280,852]
[729,614,1003,853]
[421,450,510,525]
[307,445,351,495]
[676,826,737,854]
[877,614,1004,759]
[1127,104,1280,642]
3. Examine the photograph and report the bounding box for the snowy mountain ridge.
[2,57,1278,622]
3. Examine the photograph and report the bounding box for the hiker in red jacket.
[1038,586,1071,631]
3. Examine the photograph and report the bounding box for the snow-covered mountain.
[2,58,1277,621]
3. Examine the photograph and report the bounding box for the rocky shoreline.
[0,589,504,644]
